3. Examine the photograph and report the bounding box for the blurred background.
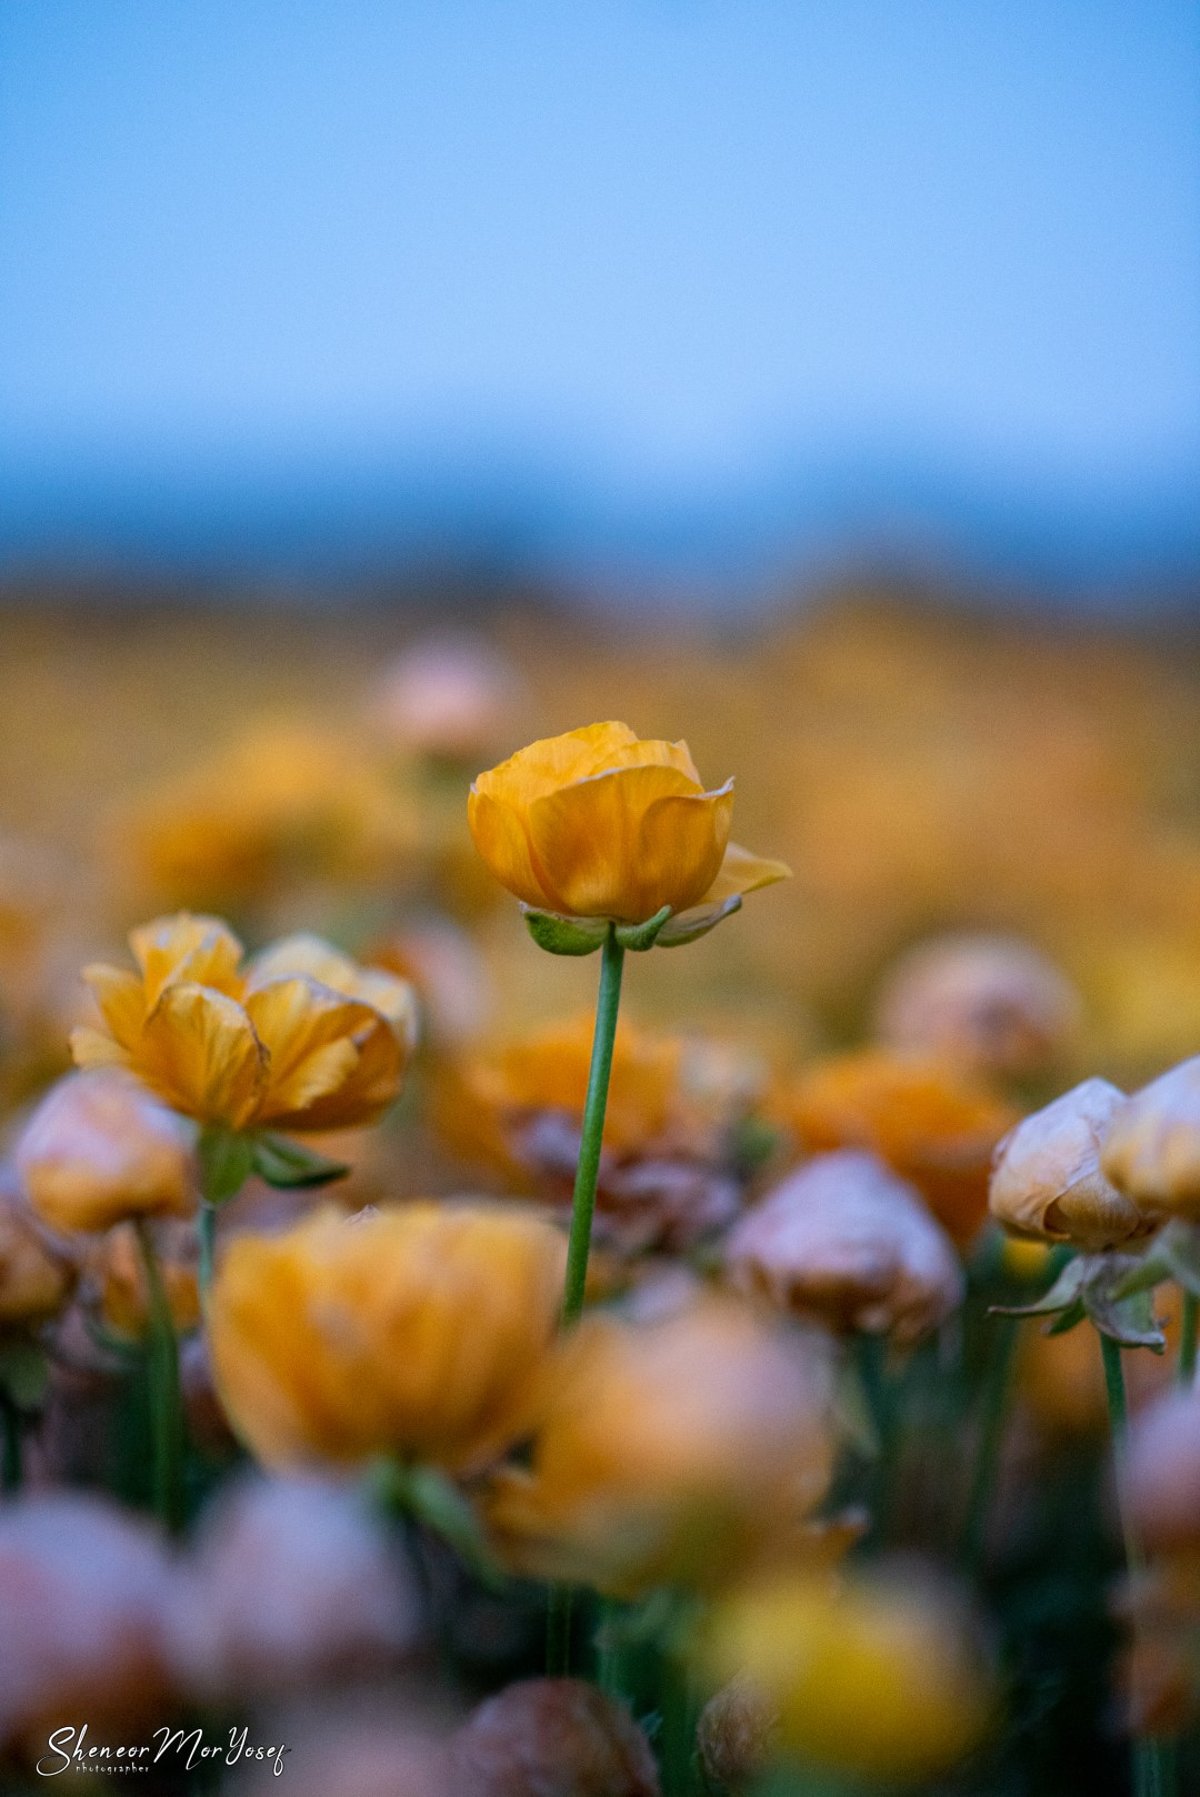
[1,0,1199,1082]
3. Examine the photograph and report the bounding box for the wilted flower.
[785,1050,1015,1248]
[468,722,788,942]
[873,933,1081,1081]
[450,1679,660,1797]
[989,1078,1147,1250]
[701,1566,993,1785]
[484,1296,835,1596]
[170,1473,424,1702]
[0,1493,178,1751]
[724,1150,964,1344]
[696,1677,779,1793]
[0,1176,74,1327]
[70,914,418,1136]
[209,1202,566,1473]
[1102,1057,1200,1219]
[440,1014,761,1252]
[89,1220,201,1341]
[16,1068,197,1234]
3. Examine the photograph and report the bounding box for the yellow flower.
[16,1069,197,1233]
[468,722,788,937]
[484,1296,835,1597]
[701,1568,993,1785]
[208,1202,566,1474]
[69,915,418,1136]
[1102,1056,1200,1220]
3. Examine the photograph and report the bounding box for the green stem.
[198,1201,217,1295]
[560,928,625,1327]
[546,1584,573,1676]
[1178,1291,1197,1387]
[1100,1333,1169,1797]
[134,1218,184,1531]
[0,1392,21,1494]
[962,1316,1019,1574]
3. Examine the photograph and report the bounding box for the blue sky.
[1,1,1197,579]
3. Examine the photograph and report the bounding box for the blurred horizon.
[2,0,1197,607]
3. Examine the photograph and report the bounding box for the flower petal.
[526,768,731,921]
[698,841,793,906]
[140,982,267,1128]
[246,976,373,1122]
[467,786,555,909]
[473,722,642,806]
[80,964,147,1051]
[129,913,245,1006]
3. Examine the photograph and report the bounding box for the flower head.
[1101,1057,1200,1220]
[484,1296,835,1596]
[725,1150,964,1344]
[468,722,788,941]
[700,1566,993,1785]
[16,1068,197,1233]
[989,1078,1147,1250]
[208,1202,566,1474]
[785,1050,1015,1249]
[70,914,418,1136]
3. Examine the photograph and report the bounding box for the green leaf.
[656,894,742,947]
[198,1126,256,1205]
[1156,1219,1200,1299]
[385,1462,508,1591]
[252,1133,351,1190]
[991,1253,1088,1320]
[614,906,672,952]
[520,907,609,956]
[0,1340,48,1410]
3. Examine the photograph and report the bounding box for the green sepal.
[252,1133,351,1190]
[375,1460,507,1591]
[994,1252,1166,1350]
[1126,1219,1200,1301]
[198,1126,256,1206]
[520,907,609,956]
[614,906,672,952]
[991,1254,1088,1320]
[656,894,742,947]
[0,1339,49,1410]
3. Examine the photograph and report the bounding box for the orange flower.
[0,1180,75,1326]
[16,1069,197,1234]
[484,1296,835,1596]
[70,915,418,1136]
[784,1051,1016,1249]
[468,722,788,940]
[92,1222,201,1341]
[208,1203,566,1474]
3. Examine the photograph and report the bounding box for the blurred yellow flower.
[484,1295,835,1596]
[1102,1056,1200,1220]
[702,1567,993,1785]
[208,1202,566,1473]
[468,721,788,936]
[785,1050,1015,1250]
[92,1222,201,1342]
[69,915,418,1136]
[16,1068,197,1234]
[0,1181,75,1326]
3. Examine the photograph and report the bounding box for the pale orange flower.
[208,1203,566,1474]
[469,722,788,938]
[70,914,418,1136]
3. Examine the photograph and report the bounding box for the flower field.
[2,592,1200,1796]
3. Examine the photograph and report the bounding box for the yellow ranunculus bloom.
[16,1068,197,1234]
[208,1203,566,1474]
[702,1568,993,1785]
[69,915,418,1135]
[484,1296,835,1596]
[468,722,788,932]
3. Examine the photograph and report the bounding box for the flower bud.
[15,1068,197,1234]
[989,1078,1146,1250]
[696,1677,779,1792]
[450,1679,660,1797]
[169,1473,425,1703]
[0,1176,74,1326]
[0,1493,177,1751]
[873,933,1080,1081]
[1101,1057,1200,1219]
[726,1150,963,1344]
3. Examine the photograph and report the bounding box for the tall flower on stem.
[69,914,419,1289]
[468,723,788,1328]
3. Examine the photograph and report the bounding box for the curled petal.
[129,914,245,1005]
[699,842,793,906]
[79,965,147,1053]
[141,983,267,1129]
[245,978,371,1121]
